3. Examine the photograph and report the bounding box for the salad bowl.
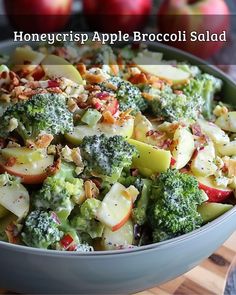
[0,40,236,294]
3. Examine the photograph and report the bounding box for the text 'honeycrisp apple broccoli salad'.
[0,43,235,252]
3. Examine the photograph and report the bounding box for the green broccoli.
[71,198,104,239]
[0,93,73,142]
[57,223,94,252]
[132,179,152,226]
[148,169,206,243]
[33,162,84,221]
[183,73,222,119]
[21,210,62,249]
[148,85,204,123]
[101,77,148,113]
[118,169,144,191]
[80,134,139,182]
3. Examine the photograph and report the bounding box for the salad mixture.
[0,44,235,252]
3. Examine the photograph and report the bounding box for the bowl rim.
[0,39,235,257]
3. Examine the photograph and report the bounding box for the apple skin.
[157,0,230,59]
[198,182,233,203]
[0,163,49,185]
[4,0,72,33]
[0,155,54,185]
[196,175,233,202]
[82,0,152,33]
[181,170,233,202]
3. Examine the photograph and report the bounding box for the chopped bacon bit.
[0,138,6,149]
[96,92,110,100]
[0,71,7,79]
[129,73,148,85]
[160,139,173,150]
[91,178,102,189]
[5,222,21,244]
[5,157,17,167]
[174,90,183,95]
[146,130,154,137]
[102,110,116,124]
[48,80,60,88]
[47,158,61,176]
[131,168,139,177]
[222,163,229,174]
[93,99,103,111]
[142,92,154,101]
[31,66,45,81]
[191,123,203,137]
[191,149,199,160]
[77,63,87,76]
[146,130,164,138]
[106,98,119,115]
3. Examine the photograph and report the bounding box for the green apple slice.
[172,127,195,169]
[128,139,171,177]
[0,181,29,219]
[1,147,46,164]
[65,118,134,145]
[101,219,134,251]
[198,202,233,223]
[42,54,83,84]
[133,53,190,85]
[11,47,45,72]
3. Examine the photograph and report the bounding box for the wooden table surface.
[137,232,236,295]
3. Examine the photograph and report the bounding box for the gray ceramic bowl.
[0,40,236,294]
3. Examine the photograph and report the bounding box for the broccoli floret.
[71,198,104,239]
[118,169,143,191]
[93,45,117,66]
[183,73,222,119]
[21,210,62,249]
[132,179,152,226]
[0,93,73,142]
[57,223,94,252]
[33,162,84,221]
[80,134,139,182]
[148,169,206,243]
[148,85,204,123]
[101,77,148,113]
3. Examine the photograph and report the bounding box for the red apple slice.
[96,183,138,232]
[197,176,233,202]
[0,155,54,184]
